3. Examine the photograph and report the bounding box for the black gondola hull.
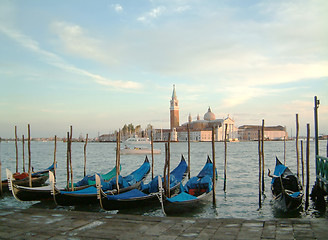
[2,174,49,193]
[55,181,143,206]
[271,157,303,212]
[164,190,213,214]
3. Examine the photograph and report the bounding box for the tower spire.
[172,84,177,100]
[170,84,179,130]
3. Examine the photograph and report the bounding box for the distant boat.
[124,136,150,145]
[121,146,161,155]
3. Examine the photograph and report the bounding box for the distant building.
[153,85,238,142]
[238,125,288,141]
[99,133,116,142]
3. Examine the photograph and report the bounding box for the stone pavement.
[0,207,327,239]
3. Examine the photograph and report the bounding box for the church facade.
[153,85,238,142]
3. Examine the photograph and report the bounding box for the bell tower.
[170,84,179,130]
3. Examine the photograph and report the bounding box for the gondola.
[51,156,150,206]
[67,164,121,191]
[162,156,216,215]
[6,165,119,202]
[2,163,55,193]
[269,157,303,211]
[96,155,188,211]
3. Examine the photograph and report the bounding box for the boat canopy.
[74,165,119,187]
[141,175,177,194]
[106,189,147,200]
[197,157,216,179]
[170,156,188,182]
[183,175,213,193]
[167,192,197,203]
[61,186,97,195]
[272,164,287,184]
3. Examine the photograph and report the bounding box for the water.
[1,140,327,219]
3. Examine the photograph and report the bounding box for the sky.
[0,0,327,139]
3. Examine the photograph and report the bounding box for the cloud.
[51,21,117,64]
[0,23,142,91]
[174,5,190,13]
[137,6,166,22]
[112,4,123,13]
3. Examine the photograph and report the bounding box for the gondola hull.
[272,188,303,212]
[162,156,215,215]
[101,193,159,211]
[100,181,181,211]
[12,185,54,201]
[2,173,49,193]
[54,181,143,206]
[53,157,150,206]
[271,157,303,212]
[98,156,188,211]
[164,190,213,214]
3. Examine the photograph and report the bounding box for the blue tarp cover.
[32,163,56,176]
[197,161,215,179]
[100,159,150,191]
[125,160,150,183]
[170,158,188,182]
[103,175,130,191]
[106,189,147,200]
[289,191,301,198]
[167,192,197,202]
[140,175,161,193]
[272,164,287,184]
[141,175,177,193]
[141,158,187,193]
[183,175,213,193]
[61,186,97,195]
[74,165,119,187]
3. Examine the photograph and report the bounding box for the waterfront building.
[238,125,288,141]
[98,133,116,142]
[153,85,238,142]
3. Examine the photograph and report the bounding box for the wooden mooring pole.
[28,124,32,187]
[212,127,216,205]
[223,124,227,192]
[84,134,88,177]
[167,133,171,198]
[305,123,310,210]
[258,130,262,209]
[66,132,70,189]
[151,128,154,180]
[116,131,121,194]
[54,135,57,179]
[284,135,286,165]
[69,126,73,191]
[296,113,300,179]
[261,120,265,192]
[22,135,25,173]
[301,140,304,187]
[187,124,191,179]
[164,143,168,196]
[15,126,18,173]
[314,96,320,157]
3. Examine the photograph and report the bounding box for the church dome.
[204,107,216,121]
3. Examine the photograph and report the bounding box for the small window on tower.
[175,103,178,106]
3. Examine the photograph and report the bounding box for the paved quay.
[0,207,327,240]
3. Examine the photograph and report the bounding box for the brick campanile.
[170,84,179,130]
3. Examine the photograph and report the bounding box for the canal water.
[0,140,327,219]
